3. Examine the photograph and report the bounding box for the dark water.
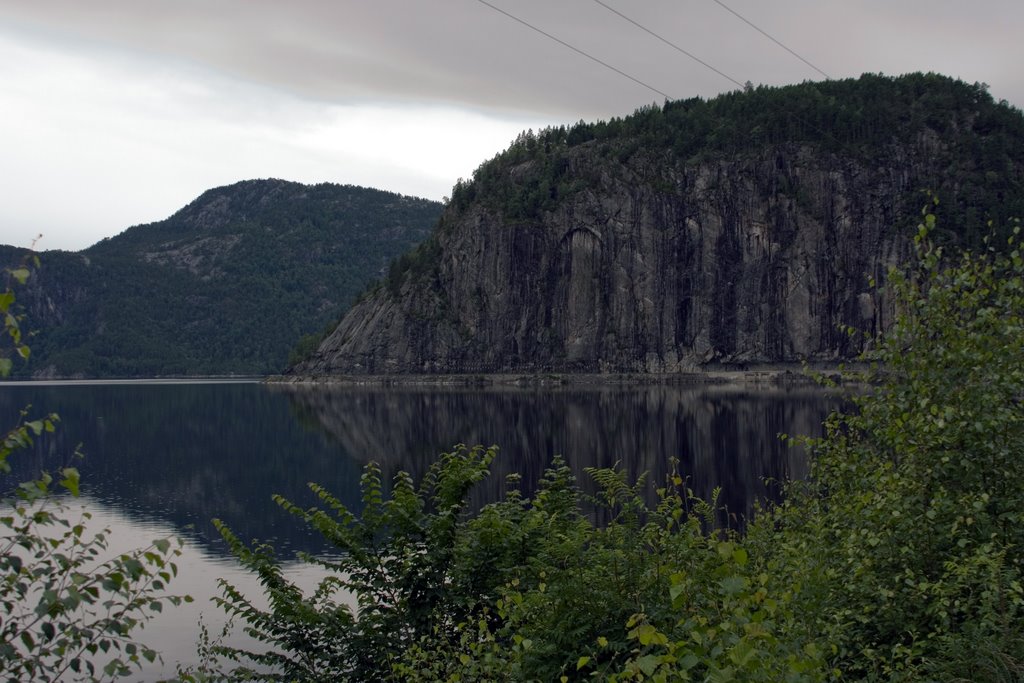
[0,379,845,678]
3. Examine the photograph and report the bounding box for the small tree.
[201,444,503,681]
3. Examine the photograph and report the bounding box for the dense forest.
[0,180,441,377]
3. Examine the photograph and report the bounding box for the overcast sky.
[3,0,1023,251]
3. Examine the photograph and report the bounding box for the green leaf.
[728,638,756,667]
[635,654,661,676]
[59,467,81,496]
[123,558,145,580]
[634,623,668,646]
[577,656,590,670]
[679,653,700,671]
[719,575,747,596]
[9,268,30,285]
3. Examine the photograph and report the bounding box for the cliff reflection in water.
[0,382,844,559]
[278,384,845,525]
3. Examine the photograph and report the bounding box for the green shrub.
[752,207,1024,680]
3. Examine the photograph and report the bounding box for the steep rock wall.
[297,143,925,375]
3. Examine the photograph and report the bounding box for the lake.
[0,379,845,680]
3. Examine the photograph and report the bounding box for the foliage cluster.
[1,261,190,681]
[0,260,33,377]
[196,446,826,682]
[0,180,441,377]
[194,446,824,682]
[200,207,1023,681]
[752,209,1024,680]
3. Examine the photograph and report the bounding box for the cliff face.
[297,146,922,374]
[294,75,1024,376]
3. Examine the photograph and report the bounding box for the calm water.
[0,380,844,680]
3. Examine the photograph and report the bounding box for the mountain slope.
[291,74,1024,376]
[2,180,442,377]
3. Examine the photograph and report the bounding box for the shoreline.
[0,376,264,386]
[2,365,868,388]
[266,363,864,389]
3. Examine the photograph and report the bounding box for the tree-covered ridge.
[451,73,1024,245]
[2,180,442,377]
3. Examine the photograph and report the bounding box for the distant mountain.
[2,180,442,377]
[291,73,1024,376]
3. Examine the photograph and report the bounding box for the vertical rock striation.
[294,75,1024,376]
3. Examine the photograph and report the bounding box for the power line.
[473,0,839,150]
[472,0,673,100]
[591,0,838,143]
[709,0,830,80]
[589,0,744,90]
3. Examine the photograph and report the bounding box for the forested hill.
[293,73,1024,376]
[2,180,442,377]
[455,72,1024,246]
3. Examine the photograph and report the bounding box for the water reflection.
[0,380,845,678]
[279,383,843,525]
[21,496,342,682]
[0,381,364,557]
[0,381,845,557]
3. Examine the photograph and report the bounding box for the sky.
[2,0,1023,252]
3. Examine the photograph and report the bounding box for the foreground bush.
[197,448,822,682]
[207,210,1023,681]
[753,211,1024,680]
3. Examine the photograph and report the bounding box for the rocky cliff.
[294,75,1024,376]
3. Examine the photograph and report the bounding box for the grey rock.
[297,143,924,376]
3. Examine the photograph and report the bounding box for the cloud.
[0,24,552,250]
[5,0,1024,113]
[1,0,1023,250]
